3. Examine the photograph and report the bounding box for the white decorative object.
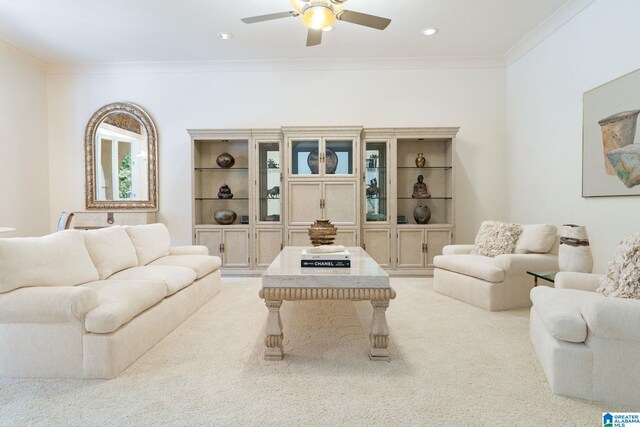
[304,244,346,254]
[558,224,593,273]
[471,221,523,257]
[597,232,640,299]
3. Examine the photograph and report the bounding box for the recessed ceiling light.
[322,26,334,32]
[217,32,233,40]
[422,28,438,36]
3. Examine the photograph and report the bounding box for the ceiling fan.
[241,0,391,47]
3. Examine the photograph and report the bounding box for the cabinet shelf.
[195,167,249,172]
[195,198,249,201]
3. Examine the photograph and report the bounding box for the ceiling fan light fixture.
[322,25,334,32]
[301,5,336,30]
[289,0,308,13]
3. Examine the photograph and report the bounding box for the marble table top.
[262,246,389,289]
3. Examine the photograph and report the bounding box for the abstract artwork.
[583,68,640,197]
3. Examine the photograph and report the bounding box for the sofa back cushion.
[471,221,523,257]
[515,224,558,254]
[598,232,640,299]
[0,230,99,293]
[82,226,139,280]
[125,223,171,266]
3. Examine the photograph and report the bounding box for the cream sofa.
[433,224,559,311]
[0,224,221,379]
[530,272,640,407]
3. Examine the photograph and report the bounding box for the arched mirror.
[85,102,158,210]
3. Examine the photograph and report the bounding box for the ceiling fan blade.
[306,28,322,47]
[337,10,391,30]
[241,11,298,24]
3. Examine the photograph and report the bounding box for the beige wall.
[0,42,49,237]
[506,0,640,273]
[46,66,507,245]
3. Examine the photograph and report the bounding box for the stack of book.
[300,249,351,268]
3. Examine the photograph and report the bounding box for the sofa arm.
[442,245,475,255]
[555,272,602,292]
[0,286,98,323]
[492,253,558,273]
[582,297,640,342]
[169,245,209,256]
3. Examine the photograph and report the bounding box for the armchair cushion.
[0,230,99,293]
[530,287,601,343]
[471,221,523,257]
[492,253,558,274]
[82,226,138,279]
[433,255,504,283]
[125,224,171,266]
[442,245,475,255]
[555,272,602,292]
[581,296,640,342]
[515,224,557,254]
[597,232,640,299]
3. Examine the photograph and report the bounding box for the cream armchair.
[433,238,558,311]
[530,272,640,407]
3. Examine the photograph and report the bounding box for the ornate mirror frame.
[84,102,158,210]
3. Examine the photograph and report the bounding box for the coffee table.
[260,246,395,361]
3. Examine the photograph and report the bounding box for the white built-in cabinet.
[189,126,458,275]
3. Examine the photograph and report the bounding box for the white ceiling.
[0,0,572,64]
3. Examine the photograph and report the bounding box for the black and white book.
[300,259,351,268]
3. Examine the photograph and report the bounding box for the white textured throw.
[471,221,523,257]
[598,232,640,299]
[306,245,346,254]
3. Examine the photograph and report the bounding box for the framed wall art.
[583,68,640,197]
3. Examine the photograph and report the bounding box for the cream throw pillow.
[125,223,171,266]
[598,232,640,299]
[471,221,523,257]
[82,226,139,280]
[0,230,99,293]
[515,224,558,254]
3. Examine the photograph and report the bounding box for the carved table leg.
[369,299,390,361]
[264,300,284,361]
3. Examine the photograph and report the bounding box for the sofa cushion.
[0,230,99,293]
[108,266,197,295]
[124,224,171,266]
[149,255,221,279]
[433,254,505,283]
[471,221,523,257]
[515,224,557,254]
[598,232,640,299]
[82,280,168,334]
[530,286,602,343]
[82,226,139,280]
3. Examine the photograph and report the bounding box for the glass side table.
[526,271,558,287]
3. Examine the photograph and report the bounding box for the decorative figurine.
[267,186,280,198]
[412,175,431,199]
[218,184,233,199]
[415,153,426,168]
[366,178,380,198]
[216,152,235,168]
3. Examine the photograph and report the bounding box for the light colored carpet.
[1,278,610,426]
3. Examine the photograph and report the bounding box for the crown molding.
[505,0,596,66]
[0,39,47,72]
[47,55,505,75]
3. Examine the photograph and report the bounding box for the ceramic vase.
[308,219,337,246]
[558,224,593,273]
[415,153,426,168]
[216,152,235,168]
[217,184,233,199]
[413,205,431,224]
[307,149,338,174]
[214,210,237,225]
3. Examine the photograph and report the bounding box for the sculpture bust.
[412,175,431,199]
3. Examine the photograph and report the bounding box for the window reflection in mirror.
[94,113,149,201]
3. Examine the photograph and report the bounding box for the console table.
[260,246,395,361]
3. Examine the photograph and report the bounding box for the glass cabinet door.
[258,142,281,222]
[364,141,387,222]
[290,140,320,175]
[325,139,354,175]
